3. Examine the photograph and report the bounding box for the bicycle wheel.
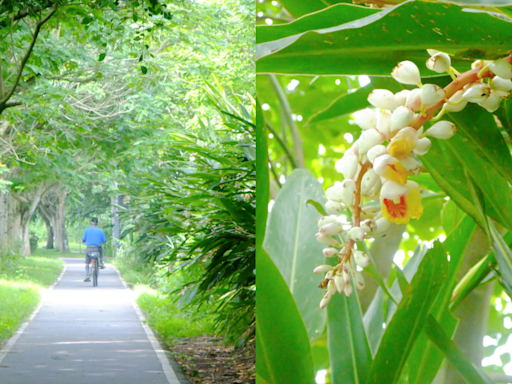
[92,260,98,287]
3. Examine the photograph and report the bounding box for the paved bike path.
[0,258,181,384]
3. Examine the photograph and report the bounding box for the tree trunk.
[39,207,54,249]
[52,189,69,252]
[0,190,8,268]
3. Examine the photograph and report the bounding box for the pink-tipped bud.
[490,76,512,93]
[395,90,411,107]
[490,59,512,80]
[342,269,351,285]
[392,61,421,86]
[405,88,422,111]
[353,250,370,268]
[368,89,397,111]
[421,84,445,108]
[462,84,490,103]
[367,145,387,164]
[320,223,343,236]
[323,247,339,258]
[390,106,415,133]
[344,282,353,297]
[334,274,345,294]
[315,233,341,247]
[320,293,331,309]
[426,52,451,73]
[314,265,334,274]
[347,227,365,241]
[353,271,366,290]
[340,179,356,207]
[353,108,377,130]
[414,137,432,156]
[426,121,456,140]
[325,201,343,215]
[318,215,338,229]
[359,129,384,156]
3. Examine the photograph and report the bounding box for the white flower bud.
[367,145,388,164]
[320,293,331,309]
[347,226,365,241]
[490,76,512,93]
[405,88,422,111]
[444,90,468,113]
[342,269,351,285]
[337,152,359,180]
[401,155,422,176]
[320,223,343,236]
[334,274,345,294]
[353,250,370,268]
[325,201,343,215]
[392,61,421,86]
[352,271,366,290]
[390,106,415,133]
[340,179,356,207]
[323,247,339,258]
[395,90,411,107]
[314,265,334,274]
[367,177,383,197]
[421,84,445,108]
[327,279,337,296]
[344,281,353,297]
[353,108,377,130]
[414,137,432,156]
[359,129,384,155]
[376,110,391,139]
[471,59,492,70]
[316,232,341,247]
[361,168,380,195]
[368,89,397,111]
[426,121,456,140]
[490,59,512,80]
[426,52,451,73]
[373,217,391,234]
[462,84,490,103]
[478,90,502,113]
[360,219,377,233]
[380,180,408,201]
[325,184,344,202]
[360,205,382,220]
[318,215,338,228]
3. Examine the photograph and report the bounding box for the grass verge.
[0,252,63,341]
[112,257,215,342]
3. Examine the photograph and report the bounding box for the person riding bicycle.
[82,217,107,282]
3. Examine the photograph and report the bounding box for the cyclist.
[82,217,107,282]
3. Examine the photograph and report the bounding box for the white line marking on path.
[112,265,181,384]
[0,263,67,365]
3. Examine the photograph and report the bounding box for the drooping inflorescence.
[315,50,512,309]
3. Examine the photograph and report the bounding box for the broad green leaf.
[327,289,372,384]
[441,200,466,237]
[495,97,512,139]
[490,224,512,292]
[407,215,476,384]
[257,1,512,76]
[423,315,493,384]
[256,251,315,384]
[263,168,327,342]
[447,105,512,184]
[367,242,449,384]
[256,99,269,261]
[306,78,404,126]
[277,0,354,19]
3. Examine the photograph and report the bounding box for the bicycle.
[87,251,100,287]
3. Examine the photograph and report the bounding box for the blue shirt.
[82,227,106,247]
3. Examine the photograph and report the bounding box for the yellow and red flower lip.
[380,180,423,225]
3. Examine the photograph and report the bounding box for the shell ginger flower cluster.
[315,50,512,309]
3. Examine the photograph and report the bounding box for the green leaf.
[256,100,269,265]
[393,263,409,296]
[490,223,512,291]
[263,168,327,343]
[423,315,493,384]
[366,242,449,384]
[327,288,372,384]
[256,251,315,384]
[495,97,512,139]
[257,2,512,76]
[276,0,352,19]
[99,53,106,61]
[306,199,326,216]
[141,66,148,74]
